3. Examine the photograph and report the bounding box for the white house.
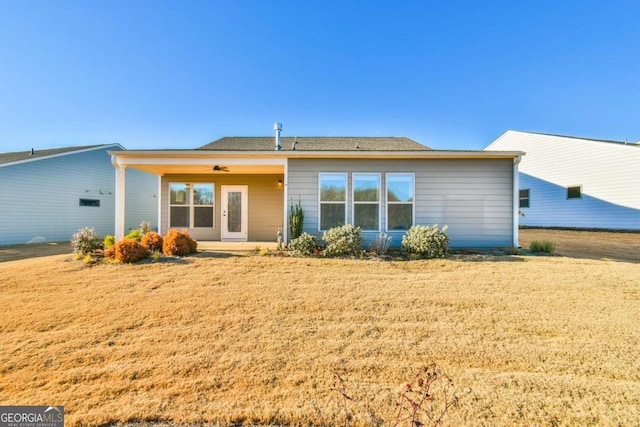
[486,130,640,230]
[0,144,158,246]
[110,124,523,248]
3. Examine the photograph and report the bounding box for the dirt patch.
[519,228,640,263]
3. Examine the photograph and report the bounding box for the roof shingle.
[0,145,111,166]
[198,137,430,151]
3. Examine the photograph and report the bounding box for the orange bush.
[141,231,163,252]
[104,238,150,263]
[162,229,197,256]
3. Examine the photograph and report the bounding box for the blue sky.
[1,1,639,152]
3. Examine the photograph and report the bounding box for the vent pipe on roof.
[274,123,282,151]
[30,148,34,156]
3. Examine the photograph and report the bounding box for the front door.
[221,185,248,241]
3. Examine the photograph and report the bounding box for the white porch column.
[114,162,127,241]
[282,160,289,243]
[513,155,522,248]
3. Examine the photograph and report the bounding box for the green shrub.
[139,220,153,235]
[104,238,150,263]
[401,224,450,259]
[289,232,318,256]
[289,199,304,240]
[162,229,198,256]
[103,235,116,250]
[71,227,101,254]
[530,240,555,254]
[125,229,144,242]
[323,224,364,257]
[141,231,163,252]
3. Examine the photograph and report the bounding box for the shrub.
[125,229,144,242]
[289,199,304,240]
[530,239,555,254]
[103,235,116,250]
[288,232,318,256]
[401,224,450,259]
[141,231,163,252]
[369,232,393,256]
[323,224,364,257]
[104,238,150,263]
[139,220,153,235]
[71,227,101,254]
[163,229,198,256]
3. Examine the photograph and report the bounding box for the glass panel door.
[221,186,248,241]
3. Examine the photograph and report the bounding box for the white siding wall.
[487,131,640,230]
[0,147,157,245]
[287,158,514,248]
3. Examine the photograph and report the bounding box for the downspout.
[111,154,126,241]
[513,154,522,248]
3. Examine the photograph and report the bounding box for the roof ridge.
[512,130,638,146]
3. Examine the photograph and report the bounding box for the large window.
[353,173,380,230]
[169,183,214,228]
[386,173,414,230]
[319,173,347,230]
[519,189,530,208]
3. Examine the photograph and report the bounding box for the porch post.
[513,155,522,248]
[113,159,127,241]
[283,160,289,244]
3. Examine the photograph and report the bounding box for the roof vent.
[274,123,282,151]
[292,137,297,150]
[30,148,35,156]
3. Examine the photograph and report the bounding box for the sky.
[1,1,639,152]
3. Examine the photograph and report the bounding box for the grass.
[0,230,639,426]
[529,239,556,253]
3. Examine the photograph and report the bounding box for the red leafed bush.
[162,229,198,256]
[104,238,150,263]
[141,231,163,252]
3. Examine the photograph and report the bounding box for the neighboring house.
[485,130,640,230]
[0,144,158,246]
[110,124,523,248]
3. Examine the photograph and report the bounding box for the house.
[0,144,158,246]
[109,124,523,248]
[485,130,640,230]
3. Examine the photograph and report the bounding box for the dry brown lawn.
[1,231,639,426]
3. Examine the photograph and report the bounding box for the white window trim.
[169,182,215,229]
[318,173,348,231]
[385,172,415,232]
[352,173,381,231]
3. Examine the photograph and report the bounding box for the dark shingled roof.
[0,145,110,166]
[198,137,430,151]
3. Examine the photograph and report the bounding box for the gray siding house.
[110,125,523,248]
[0,144,158,246]
[486,131,640,230]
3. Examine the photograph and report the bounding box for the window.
[169,183,214,228]
[319,173,347,230]
[386,173,414,230]
[79,198,100,207]
[567,186,582,199]
[519,189,530,208]
[353,173,380,230]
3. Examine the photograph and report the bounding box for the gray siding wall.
[0,147,157,245]
[488,131,640,230]
[287,158,514,248]
[160,174,284,241]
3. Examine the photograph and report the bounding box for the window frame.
[318,173,348,231]
[352,173,381,231]
[79,198,100,207]
[519,189,530,208]
[566,185,582,200]
[385,173,415,231]
[169,182,215,229]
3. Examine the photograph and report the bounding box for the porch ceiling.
[124,163,285,176]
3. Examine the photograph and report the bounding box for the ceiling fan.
[212,165,229,172]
